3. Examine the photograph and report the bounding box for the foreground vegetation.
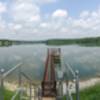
[0,88,18,100]
[0,88,28,100]
[1,83,100,100]
[63,83,100,100]
[4,89,18,100]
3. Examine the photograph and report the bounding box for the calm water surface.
[0,44,100,81]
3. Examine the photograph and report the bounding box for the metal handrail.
[3,63,23,78]
[11,88,21,100]
[0,62,40,100]
[64,63,76,78]
[20,72,39,100]
[21,72,37,87]
[0,63,23,100]
[64,62,80,100]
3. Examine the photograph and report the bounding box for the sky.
[0,0,100,40]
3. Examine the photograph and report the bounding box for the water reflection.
[0,44,100,81]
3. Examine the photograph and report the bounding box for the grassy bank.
[64,83,100,100]
[79,83,100,100]
[0,88,19,100]
[4,89,18,100]
[1,83,100,100]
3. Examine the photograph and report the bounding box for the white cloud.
[29,15,40,22]
[12,0,40,22]
[8,7,100,39]
[16,0,57,3]
[13,24,22,30]
[0,16,6,32]
[1,0,100,40]
[52,9,68,18]
[40,22,49,28]
[0,2,7,13]
[80,11,90,18]
[37,0,57,4]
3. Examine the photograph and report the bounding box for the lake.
[0,44,100,81]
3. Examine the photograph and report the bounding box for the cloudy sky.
[0,0,100,40]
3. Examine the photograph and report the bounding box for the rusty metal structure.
[41,48,61,97]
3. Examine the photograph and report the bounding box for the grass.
[1,83,100,100]
[0,88,28,100]
[79,83,100,100]
[4,89,18,100]
[64,83,100,100]
[0,88,19,100]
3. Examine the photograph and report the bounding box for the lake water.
[0,44,100,81]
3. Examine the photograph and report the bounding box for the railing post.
[18,67,22,100]
[75,70,80,100]
[66,80,69,100]
[57,80,63,100]
[38,87,42,100]
[34,87,36,100]
[29,82,32,100]
[0,75,4,100]
[0,69,5,100]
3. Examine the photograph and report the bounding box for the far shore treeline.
[46,37,100,46]
[1,37,100,47]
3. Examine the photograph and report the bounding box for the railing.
[0,63,80,100]
[0,63,23,100]
[0,63,39,100]
[64,63,80,100]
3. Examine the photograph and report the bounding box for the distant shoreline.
[46,37,100,46]
[1,36,100,46]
